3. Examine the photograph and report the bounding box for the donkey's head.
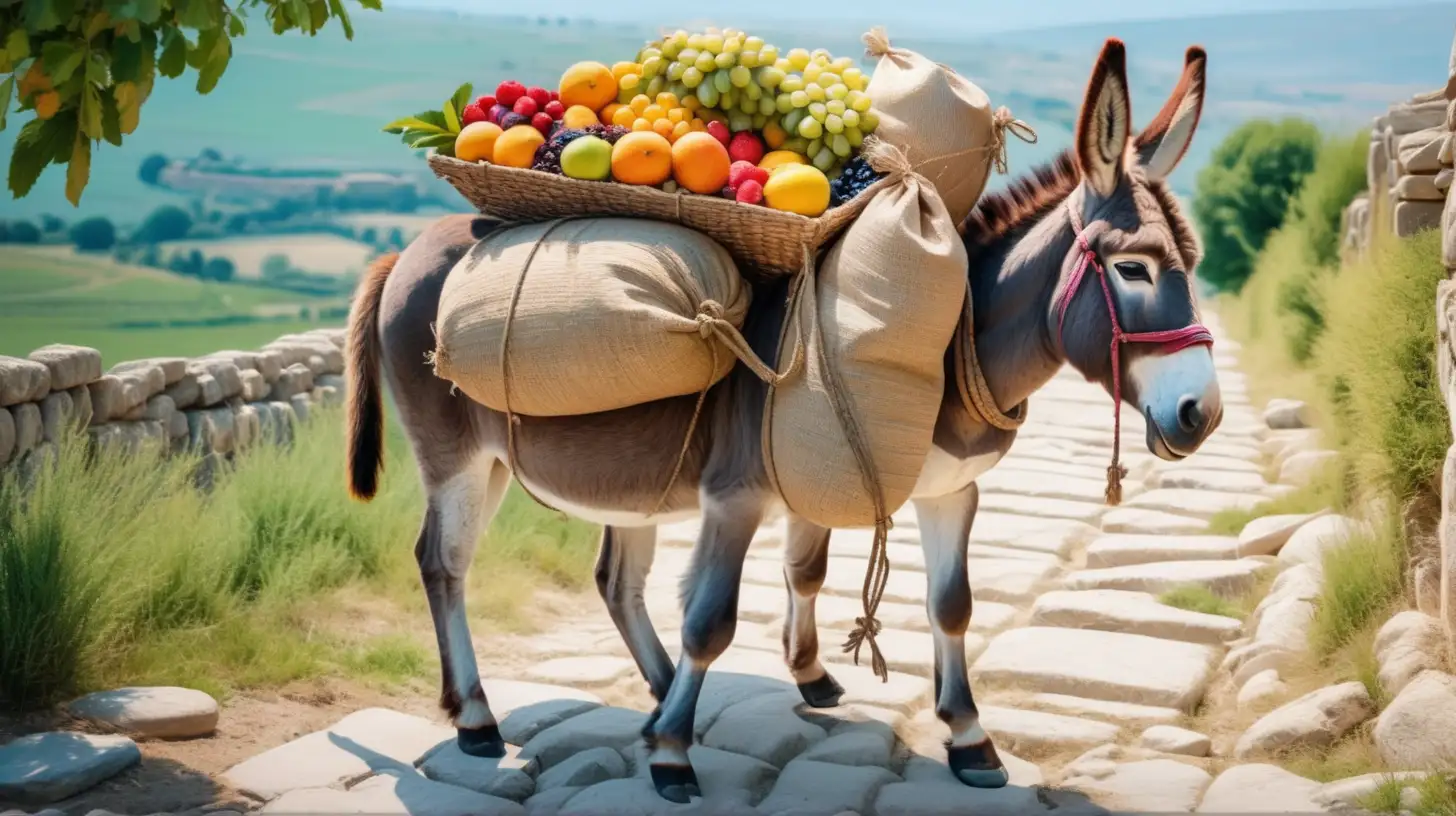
[1056,39,1220,460]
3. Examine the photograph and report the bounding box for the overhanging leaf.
[356,0,382,10]
[86,52,111,87]
[100,86,122,145]
[65,131,91,205]
[158,29,187,78]
[308,0,328,31]
[194,29,231,94]
[8,114,73,198]
[227,12,246,37]
[6,30,31,63]
[24,0,68,31]
[105,0,164,24]
[0,78,13,132]
[175,0,222,30]
[85,11,113,40]
[112,36,143,82]
[115,80,141,133]
[42,41,84,85]
[326,0,354,39]
[80,82,103,140]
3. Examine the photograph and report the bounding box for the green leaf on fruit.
[449,83,473,126]
[382,115,448,135]
[0,78,13,132]
[6,30,31,63]
[42,41,84,85]
[100,87,122,145]
[158,29,187,78]
[112,36,144,82]
[326,0,355,39]
[442,100,460,133]
[408,133,456,150]
[80,82,103,140]
[65,131,91,205]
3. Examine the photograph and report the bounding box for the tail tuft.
[345,252,398,501]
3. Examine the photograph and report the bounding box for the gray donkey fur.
[345,38,1219,801]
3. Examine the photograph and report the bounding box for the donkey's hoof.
[797,673,846,708]
[948,743,1009,789]
[457,724,506,758]
[650,763,701,803]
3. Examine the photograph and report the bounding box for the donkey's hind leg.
[914,482,1008,788]
[781,515,845,708]
[645,490,766,803]
[595,525,675,702]
[417,455,513,757]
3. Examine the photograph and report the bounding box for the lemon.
[758,150,806,173]
[763,164,830,217]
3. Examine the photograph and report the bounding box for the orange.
[559,61,617,112]
[652,119,675,140]
[492,125,545,168]
[455,121,503,162]
[611,131,673,185]
[670,131,731,194]
[600,103,625,124]
[611,106,638,128]
[562,105,600,129]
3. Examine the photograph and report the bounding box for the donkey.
[345,38,1217,802]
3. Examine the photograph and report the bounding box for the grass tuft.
[1205,465,1346,535]
[1310,513,1406,661]
[1159,585,1241,618]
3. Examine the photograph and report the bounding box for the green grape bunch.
[621,26,879,178]
[1,0,383,206]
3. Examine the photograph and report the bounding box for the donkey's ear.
[1134,46,1207,180]
[1076,38,1132,198]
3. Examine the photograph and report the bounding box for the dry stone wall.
[0,329,347,476]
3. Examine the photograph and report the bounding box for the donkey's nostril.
[1177,395,1202,434]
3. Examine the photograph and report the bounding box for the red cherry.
[543,100,566,120]
[495,80,526,106]
[706,120,731,148]
[513,96,539,117]
[474,94,497,111]
[461,101,489,127]
[531,112,555,136]
[527,87,551,107]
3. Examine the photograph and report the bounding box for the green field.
[0,247,347,365]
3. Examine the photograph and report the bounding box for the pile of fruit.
[388,26,886,218]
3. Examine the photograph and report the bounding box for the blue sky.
[383,0,1451,35]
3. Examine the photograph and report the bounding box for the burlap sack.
[863,27,1007,225]
[433,218,752,417]
[764,140,968,528]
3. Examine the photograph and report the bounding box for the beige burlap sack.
[433,218,756,418]
[863,27,1034,225]
[764,140,968,529]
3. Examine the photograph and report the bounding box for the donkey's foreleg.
[914,483,1008,789]
[417,455,512,757]
[595,525,675,702]
[645,490,766,803]
[780,515,846,707]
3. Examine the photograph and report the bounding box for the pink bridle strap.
[1054,201,1214,505]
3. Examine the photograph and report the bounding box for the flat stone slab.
[1197,764,1323,813]
[66,686,218,739]
[537,746,626,791]
[969,512,1095,557]
[482,679,603,717]
[822,626,985,675]
[260,771,524,815]
[520,706,647,769]
[976,492,1108,523]
[1152,468,1272,493]
[973,626,1218,711]
[527,657,636,687]
[710,648,931,713]
[1031,589,1242,645]
[756,759,899,815]
[418,741,536,800]
[1101,508,1208,535]
[1141,725,1212,757]
[1026,693,1182,726]
[1158,455,1263,474]
[1067,758,1212,813]
[499,699,601,747]
[222,707,453,800]
[625,742,780,806]
[1123,488,1265,520]
[0,732,140,805]
[760,589,930,633]
[979,706,1120,752]
[702,694,827,768]
[743,554,1056,606]
[978,468,1129,504]
[1063,559,1271,596]
[1084,534,1239,567]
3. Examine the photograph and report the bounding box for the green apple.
[561,136,613,181]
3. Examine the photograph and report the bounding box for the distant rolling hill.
[1,4,1451,220]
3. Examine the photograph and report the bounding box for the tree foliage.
[69,215,115,249]
[1193,118,1321,292]
[132,203,191,242]
[1,0,383,206]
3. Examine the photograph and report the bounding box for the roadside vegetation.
[0,408,598,709]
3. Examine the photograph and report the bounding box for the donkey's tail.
[346,252,398,501]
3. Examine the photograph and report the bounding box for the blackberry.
[829,154,884,208]
[531,143,563,174]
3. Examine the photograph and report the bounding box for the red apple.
[544,100,566,120]
[729,131,765,165]
[513,96,539,118]
[531,112,555,136]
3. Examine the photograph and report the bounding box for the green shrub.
[1194,118,1321,292]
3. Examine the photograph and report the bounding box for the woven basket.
[428,154,873,275]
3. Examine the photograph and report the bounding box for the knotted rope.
[1054,201,1214,505]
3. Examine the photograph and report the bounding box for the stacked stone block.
[0,329,347,473]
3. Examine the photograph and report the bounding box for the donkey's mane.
[962,149,1080,256]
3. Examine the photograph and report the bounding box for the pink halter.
[1053,201,1214,504]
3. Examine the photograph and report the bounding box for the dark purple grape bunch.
[829,154,885,208]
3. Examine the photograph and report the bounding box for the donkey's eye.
[1114,260,1152,282]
